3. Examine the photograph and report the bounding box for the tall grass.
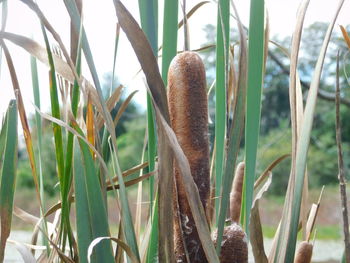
[0,0,347,262]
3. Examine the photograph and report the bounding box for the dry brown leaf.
[96,85,124,130]
[305,186,324,242]
[340,25,350,50]
[113,90,139,127]
[86,93,95,158]
[249,172,272,263]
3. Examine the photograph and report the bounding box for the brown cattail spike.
[294,241,313,263]
[168,51,210,263]
[212,223,248,263]
[230,162,245,223]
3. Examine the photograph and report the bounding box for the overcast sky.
[1,0,349,123]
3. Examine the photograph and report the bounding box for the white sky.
[0,0,349,122]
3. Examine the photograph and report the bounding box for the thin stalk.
[138,1,159,260]
[216,0,247,255]
[138,0,158,216]
[215,0,230,222]
[242,0,265,234]
[182,0,189,51]
[30,55,50,250]
[41,24,72,253]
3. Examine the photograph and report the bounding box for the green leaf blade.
[215,0,230,222]
[243,0,265,235]
[0,100,18,262]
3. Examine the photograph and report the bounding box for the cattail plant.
[168,51,210,262]
[213,162,248,263]
[294,241,313,263]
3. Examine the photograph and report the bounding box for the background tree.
[201,22,350,194]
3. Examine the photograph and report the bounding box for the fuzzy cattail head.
[230,162,245,223]
[212,223,248,263]
[168,51,210,263]
[294,241,313,263]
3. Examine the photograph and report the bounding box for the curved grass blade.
[40,24,74,254]
[0,40,42,211]
[97,84,124,130]
[215,0,230,220]
[107,161,149,185]
[62,14,83,255]
[41,25,65,180]
[0,32,94,90]
[19,0,82,87]
[113,90,138,126]
[177,1,209,29]
[282,1,345,261]
[0,100,17,262]
[242,0,265,234]
[107,171,154,191]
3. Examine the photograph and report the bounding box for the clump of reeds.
[0,0,347,262]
